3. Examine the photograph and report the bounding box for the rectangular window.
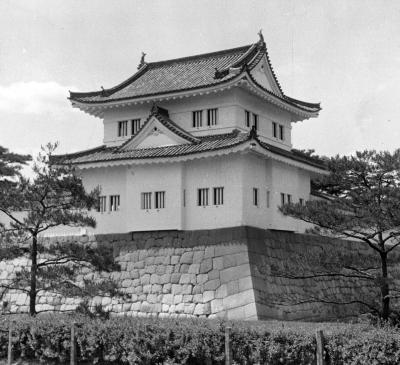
[183,189,186,207]
[299,198,304,206]
[141,192,152,210]
[213,187,224,205]
[98,196,107,213]
[118,121,128,137]
[207,108,218,126]
[266,190,270,208]
[192,110,203,128]
[280,193,285,206]
[272,122,277,138]
[155,191,165,209]
[253,113,258,130]
[253,188,259,206]
[131,119,141,135]
[197,188,209,206]
[287,194,292,204]
[245,110,251,128]
[279,125,284,140]
[109,195,120,211]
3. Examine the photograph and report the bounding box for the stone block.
[223,254,237,269]
[188,264,200,274]
[181,284,193,295]
[204,279,220,291]
[222,289,255,310]
[150,274,160,284]
[147,294,157,303]
[183,294,193,303]
[194,302,211,315]
[215,244,245,257]
[162,294,174,305]
[215,284,228,299]
[163,283,172,293]
[227,280,239,295]
[145,265,156,274]
[175,303,185,313]
[179,264,190,273]
[192,285,203,294]
[143,284,152,294]
[171,273,181,284]
[239,276,253,291]
[159,273,171,284]
[184,303,196,314]
[193,294,203,303]
[171,255,180,265]
[203,291,215,303]
[171,284,182,295]
[156,265,166,275]
[179,273,196,284]
[196,274,208,284]
[140,274,150,285]
[208,269,220,280]
[180,251,194,264]
[211,299,224,313]
[151,284,162,293]
[199,258,213,274]
[193,251,204,264]
[213,257,224,270]
[220,264,251,283]
[174,294,183,304]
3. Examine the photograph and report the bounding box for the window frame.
[245,110,251,128]
[213,187,224,206]
[109,195,120,212]
[207,108,218,126]
[118,121,128,137]
[197,188,209,206]
[272,121,277,138]
[131,118,141,135]
[252,113,258,130]
[155,191,166,209]
[98,196,107,213]
[279,124,284,140]
[192,110,203,128]
[141,192,152,210]
[253,188,259,206]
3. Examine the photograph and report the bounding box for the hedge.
[1,314,400,364]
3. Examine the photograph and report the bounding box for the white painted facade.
[47,39,325,235]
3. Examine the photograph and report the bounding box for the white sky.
[1,0,400,160]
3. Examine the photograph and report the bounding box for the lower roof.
[57,130,326,171]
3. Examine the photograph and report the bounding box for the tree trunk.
[29,234,37,316]
[379,251,390,320]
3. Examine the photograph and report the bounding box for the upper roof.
[69,34,321,117]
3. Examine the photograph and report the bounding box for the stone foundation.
[1,226,395,320]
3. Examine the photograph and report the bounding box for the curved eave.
[69,138,326,175]
[70,73,320,120]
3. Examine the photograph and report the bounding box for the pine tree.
[0,143,121,316]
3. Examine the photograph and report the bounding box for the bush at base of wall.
[1,314,400,364]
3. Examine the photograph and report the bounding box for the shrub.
[1,314,400,364]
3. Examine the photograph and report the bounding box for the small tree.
[0,143,120,316]
[281,150,400,320]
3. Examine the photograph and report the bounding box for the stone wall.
[1,226,396,320]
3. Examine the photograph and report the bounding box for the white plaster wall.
[125,163,183,231]
[183,154,243,230]
[101,88,298,149]
[232,88,293,150]
[80,166,127,234]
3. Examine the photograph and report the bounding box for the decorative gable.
[249,56,283,96]
[119,106,200,151]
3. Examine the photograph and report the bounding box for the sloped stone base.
[1,226,388,320]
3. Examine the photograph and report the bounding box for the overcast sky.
[1,0,400,160]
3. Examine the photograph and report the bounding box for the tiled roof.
[69,43,261,103]
[68,38,320,114]
[58,130,326,171]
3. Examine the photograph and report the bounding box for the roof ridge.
[148,44,252,66]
